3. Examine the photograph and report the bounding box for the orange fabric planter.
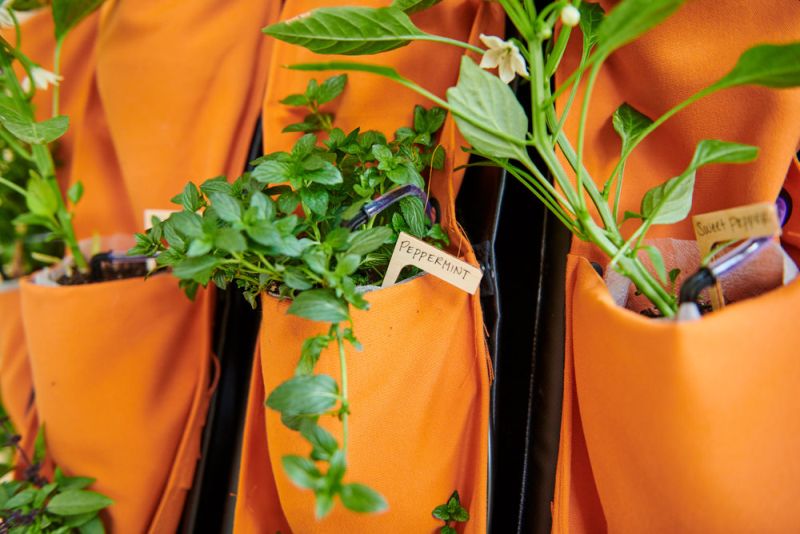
[233,0,502,530]
[0,285,36,448]
[20,274,214,534]
[553,1,800,532]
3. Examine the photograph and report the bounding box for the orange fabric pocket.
[554,255,800,532]
[255,274,490,532]
[19,273,214,534]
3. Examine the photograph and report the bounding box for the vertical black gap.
[178,118,264,534]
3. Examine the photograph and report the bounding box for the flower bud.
[561,5,580,27]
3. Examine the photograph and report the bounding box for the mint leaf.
[288,289,349,322]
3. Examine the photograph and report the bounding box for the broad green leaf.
[172,255,221,284]
[713,43,800,90]
[174,182,202,212]
[266,374,339,416]
[263,7,424,55]
[282,455,322,490]
[46,490,113,516]
[432,504,451,521]
[26,175,59,217]
[78,516,105,534]
[186,238,212,257]
[612,103,653,154]
[55,468,96,491]
[288,289,349,322]
[399,196,425,237]
[214,228,246,253]
[249,191,275,221]
[208,192,242,223]
[296,334,329,375]
[391,0,442,14]
[340,483,388,513]
[579,2,605,46]
[5,488,36,508]
[316,74,348,104]
[441,527,457,534]
[284,267,314,291]
[5,116,69,144]
[303,161,343,185]
[446,56,528,159]
[280,94,310,106]
[326,449,346,487]
[200,176,232,196]
[316,490,334,519]
[640,171,695,225]
[687,139,758,171]
[52,0,105,41]
[252,160,292,184]
[346,226,392,255]
[33,483,58,509]
[644,245,667,283]
[596,0,684,57]
[67,181,84,205]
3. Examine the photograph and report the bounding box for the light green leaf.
[644,245,667,283]
[252,160,292,184]
[67,181,84,205]
[288,289,349,322]
[208,192,242,223]
[282,455,322,490]
[400,196,425,237]
[46,490,113,516]
[346,226,392,255]
[579,2,605,46]
[266,374,339,416]
[640,171,695,225]
[596,0,684,57]
[340,483,388,514]
[612,103,653,154]
[26,175,59,217]
[687,139,759,171]
[391,0,442,14]
[52,0,105,41]
[263,7,424,55]
[316,74,348,104]
[5,116,69,144]
[713,43,800,90]
[304,162,342,185]
[446,56,528,159]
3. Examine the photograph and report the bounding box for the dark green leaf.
[46,491,113,516]
[278,191,300,214]
[299,420,339,461]
[687,139,758,170]
[282,456,322,490]
[280,94,310,106]
[78,516,105,534]
[200,176,232,196]
[169,211,203,238]
[340,483,388,513]
[172,256,221,284]
[55,469,95,491]
[334,253,360,277]
[247,221,281,247]
[347,226,392,255]
[52,0,105,42]
[441,527,457,534]
[304,162,343,185]
[288,289,349,322]
[324,227,351,250]
[432,504,451,521]
[316,74,348,104]
[300,187,329,215]
[266,374,339,416]
[208,192,242,223]
[5,488,36,508]
[579,2,605,46]
[214,228,247,253]
[400,196,426,237]
[5,116,69,144]
[252,160,292,184]
[612,103,653,154]
[596,0,684,58]
[640,171,695,225]
[33,483,58,509]
[26,175,59,217]
[296,335,330,375]
[713,43,800,90]
[263,7,424,55]
[446,57,528,159]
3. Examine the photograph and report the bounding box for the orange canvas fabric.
[553,1,800,532]
[71,0,282,237]
[233,0,503,531]
[19,275,213,534]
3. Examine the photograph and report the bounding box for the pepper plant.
[262,0,800,318]
[131,75,450,516]
[0,0,107,279]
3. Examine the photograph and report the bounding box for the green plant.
[261,0,800,318]
[131,75,450,517]
[432,490,469,534]
[0,410,112,533]
[0,0,107,278]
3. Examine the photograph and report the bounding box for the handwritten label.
[382,232,483,294]
[692,202,780,309]
[143,209,178,230]
[692,202,780,257]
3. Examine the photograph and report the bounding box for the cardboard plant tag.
[692,202,781,309]
[382,232,483,294]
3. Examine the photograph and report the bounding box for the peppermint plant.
[131,76,449,517]
[262,0,800,317]
[0,0,106,278]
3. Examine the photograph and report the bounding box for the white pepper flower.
[21,66,63,92]
[561,5,581,27]
[479,34,529,84]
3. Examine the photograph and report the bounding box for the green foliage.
[131,76,448,516]
[391,0,443,15]
[0,419,112,532]
[712,43,800,90]
[432,490,469,533]
[52,0,106,43]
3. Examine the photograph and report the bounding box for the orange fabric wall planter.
[20,274,214,534]
[552,1,800,532]
[0,285,36,448]
[233,0,503,530]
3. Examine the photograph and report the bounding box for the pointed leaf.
[687,139,758,171]
[612,103,653,154]
[391,0,442,14]
[596,0,684,57]
[288,289,349,323]
[340,483,388,513]
[640,171,695,225]
[713,43,800,90]
[266,374,339,416]
[282,455,322,490]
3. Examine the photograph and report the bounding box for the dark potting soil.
[57,254,149,285]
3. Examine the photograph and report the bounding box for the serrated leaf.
[612,103,653,154]
[687,139,758,170]
[169,211,203,238]
[266,374,339,416]
[252,160,293,184]
[280,94,310,106]
[5,116,69,144]
[208,192,242,223]
[172,256,221,284]
[340,483,388,514]
[446,57,528,159]
[432,504,451,521]
[304,161,342,185]
[52,0,105,42]
[263,7,424,55]
[347,226,392,255]
[296,335,330,375]
[288,289,349,322]
[214,228,246,253]
[26,175,59,217]
[400,196,426,237]
[713,43,800,90]
[640,171,695,225]
[47,491,113,516]
[316,74,348,104]
[282,456,322,490]
[299,420,339,461]
[596,0,684,58]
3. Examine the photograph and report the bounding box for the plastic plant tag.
[382,232,482,294]
[693,202,781,309]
